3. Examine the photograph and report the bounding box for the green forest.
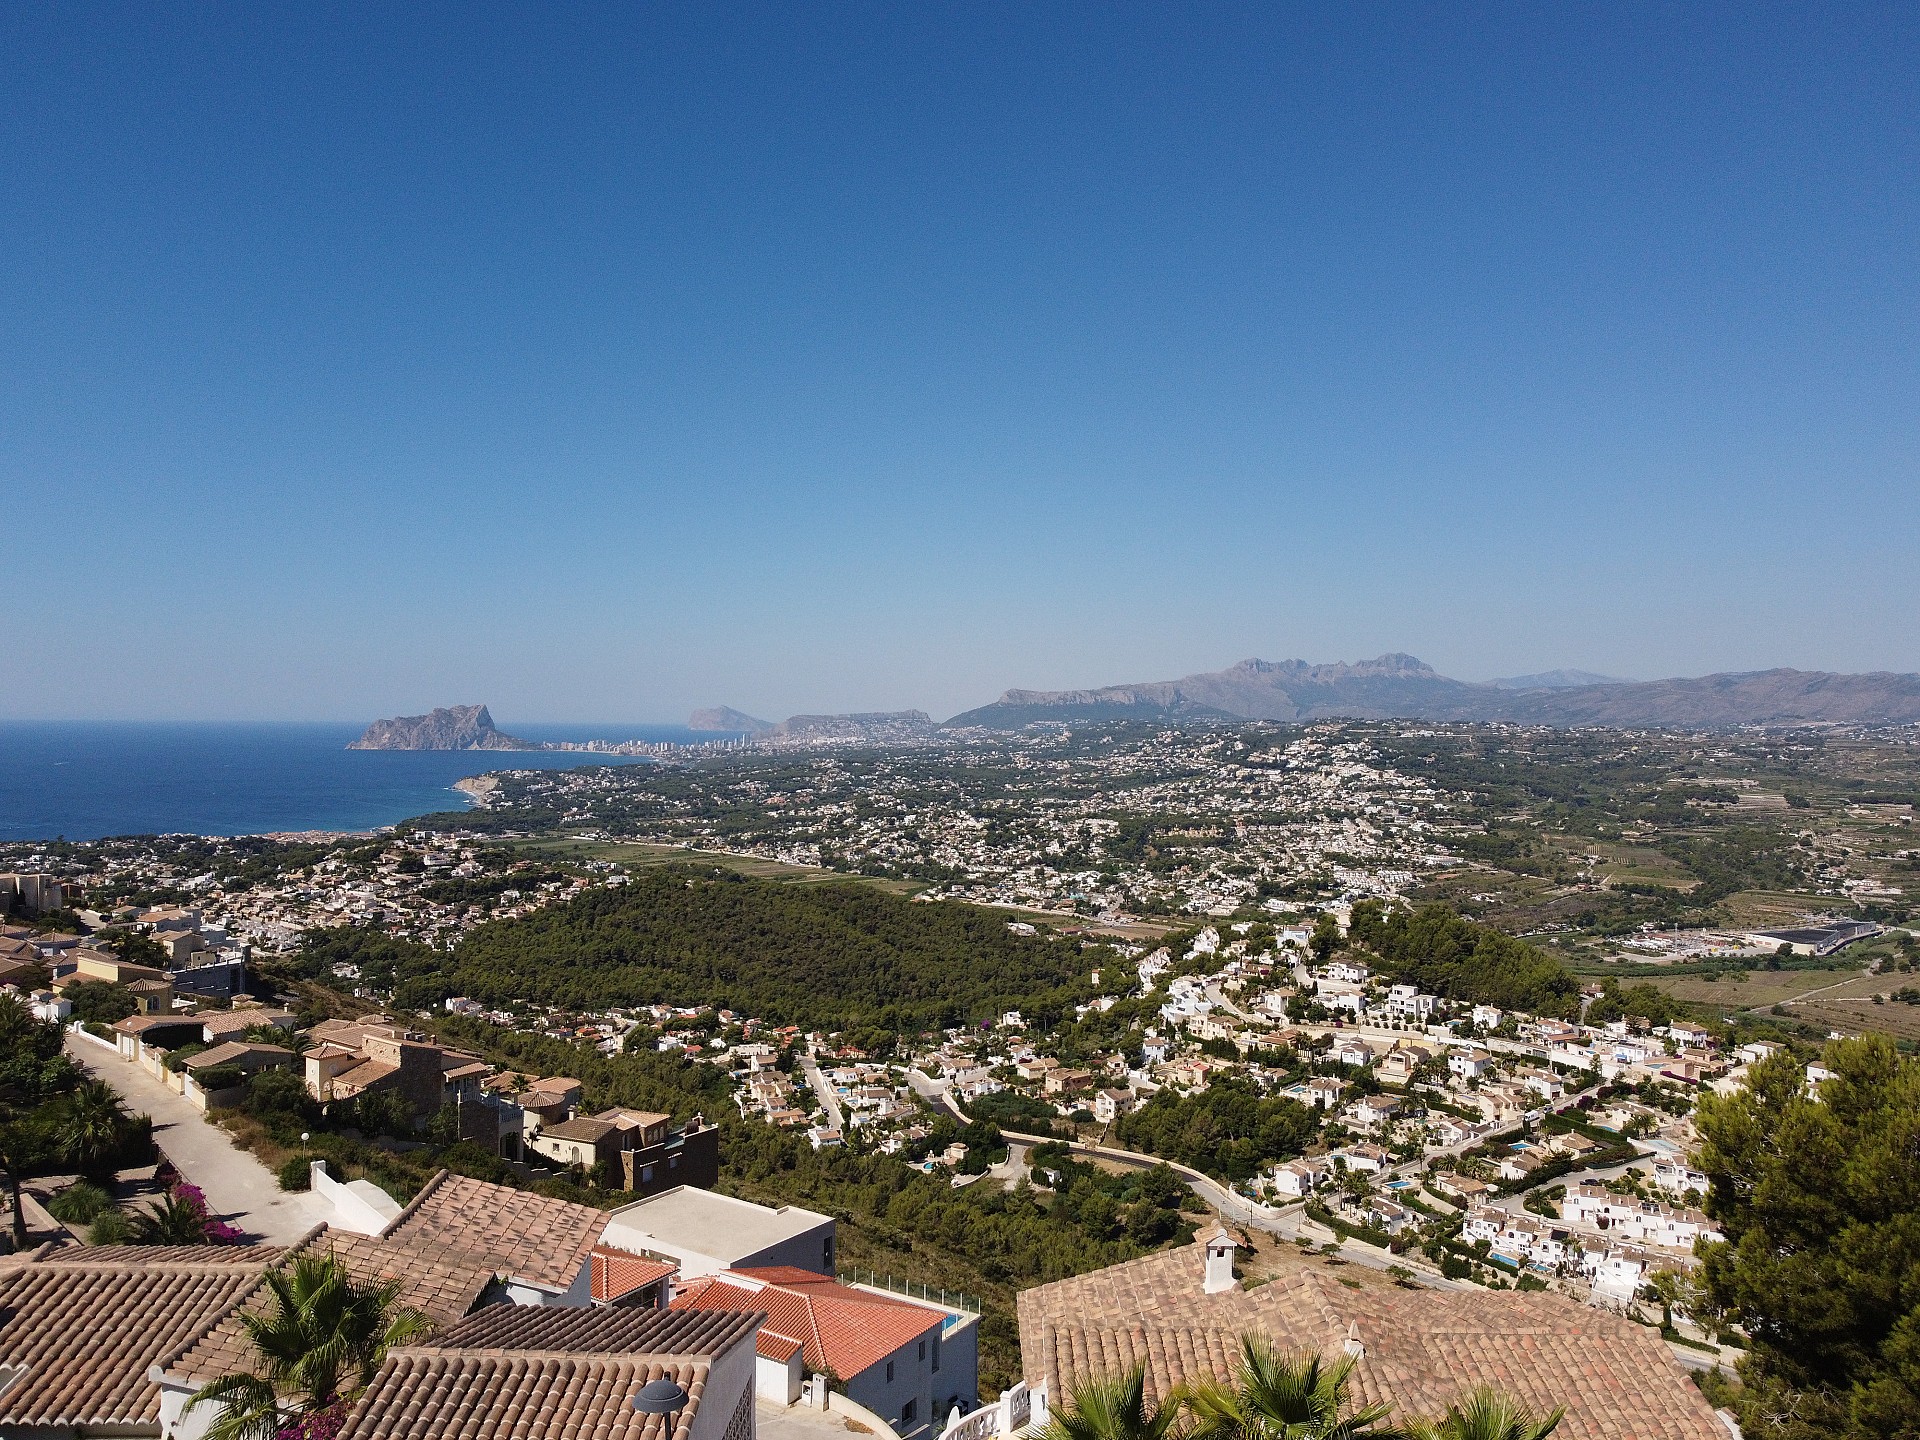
[312,866,1099,1031]
[1114,1077,1318,1181]
[1346,899,1580,1016]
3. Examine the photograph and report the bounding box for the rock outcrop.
[347,705,535,750]
[688,706,774,734]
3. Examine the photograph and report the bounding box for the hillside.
[769,710,937,742]
[947,655,1920,730]
[688,706,774,733]
[381,866,1095,1029]
[347,704,535,750]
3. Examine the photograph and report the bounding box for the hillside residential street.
[64,1031,328,1243]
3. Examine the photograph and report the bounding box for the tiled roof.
[673,1269,943,1381]
[200,1008,291,1037]
[1018,1242,1725,1440]
[381,1170,608,1294]
[592,1246,679,1302]
[759,1330,806,1363]
[330,1059,400,1090]
[0,1250,275,1429]
[430,1304,760,1357]
[37,1243,293,1266]
[543,1115,617,1142]
[160,1227,500,1386]
[187,1040,292,1069]
[338,1353,708,1440]
[335,1305,760,1440]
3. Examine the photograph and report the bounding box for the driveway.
[801,1047,846,1129]
[65,1033,330,1244]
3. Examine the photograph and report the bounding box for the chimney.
[1344,1322,1365,1360]
[1201,1224,1236,1295]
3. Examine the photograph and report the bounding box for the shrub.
[90,1206,135,1244]
[246,1067,315,1120]
[278,1155,315,1191]
[48,1180,112,1226]
[194,1065,246,1092]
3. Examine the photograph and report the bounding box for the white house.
[1448,1048,1494,1080]
[1269,1157,1329,1198]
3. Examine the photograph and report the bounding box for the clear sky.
[4,4,1916,724]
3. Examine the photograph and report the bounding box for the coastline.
[452,775,499,808]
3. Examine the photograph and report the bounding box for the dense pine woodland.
[338,866,1100,1030]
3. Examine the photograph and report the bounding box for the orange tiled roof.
[592,1246,678,1303]
[673,1268,942,1382]
[1017,1241,1725,1440]
[0,1249,276,1429]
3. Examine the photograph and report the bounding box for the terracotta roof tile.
[1017,1241,1725,1440]
[336,1305,759,1440]
[380,1170,608,1294]
[592,1247,679,1303]
[0,1249,276,1428]
[159,1227,500,1387]
[673,1269,943,1381]
[339,1353,710,1440]
[429,1305,760,1357]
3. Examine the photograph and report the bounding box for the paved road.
[801,1046,846,1129]
[65,1033,329,1244]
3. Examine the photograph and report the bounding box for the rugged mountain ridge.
[347,704,535,750]
[947,656,1920,730]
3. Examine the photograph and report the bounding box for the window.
[901,1401,916,1425]
[823,1238,835,1270]
[669,1153,680,1169]
[918,1340,926,1362]
[885,1362,894,1383]
[932,1336,940,1373]
[640,1165,654,1183]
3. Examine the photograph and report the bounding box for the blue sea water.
[0,722,729,841]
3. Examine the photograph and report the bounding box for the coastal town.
[3,874,1768,1440]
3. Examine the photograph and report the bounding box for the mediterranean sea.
[0,722,727,841]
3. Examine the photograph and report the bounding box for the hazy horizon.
[5,5,1915,723]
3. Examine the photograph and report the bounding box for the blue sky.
[4,3,1915,723]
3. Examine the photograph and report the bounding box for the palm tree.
[57,1080,128,1174]
[1038,1362,1186,1440]
[130,1191,212,1245]
[1180,1337,1406,1440]
[187,1253,432,1440]
[1410,1388,1563,1440]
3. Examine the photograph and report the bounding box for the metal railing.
[843,1267,980,1320]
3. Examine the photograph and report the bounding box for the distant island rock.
[946,655,1920,730]
[688,706,774,734]
[347,704,536,751]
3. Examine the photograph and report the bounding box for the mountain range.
[943,654,1920,730]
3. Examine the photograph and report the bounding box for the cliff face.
[346,704,536,750]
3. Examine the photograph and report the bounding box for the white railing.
[941,1382,1033,1440]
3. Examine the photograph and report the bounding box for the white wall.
[310,1161,403,1236]
[757,1349,804,1405]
